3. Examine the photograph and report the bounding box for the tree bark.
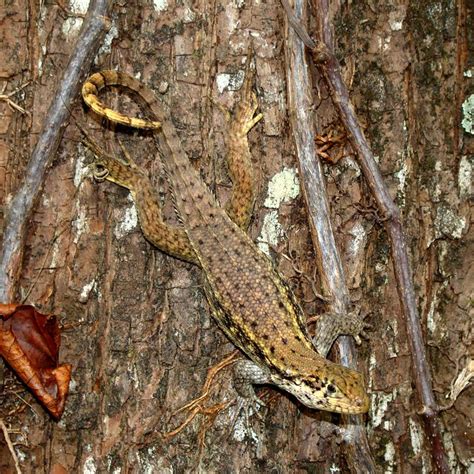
[1,1,472,472]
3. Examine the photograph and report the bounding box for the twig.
[0,419,22,474]
[313,1,449,472]
[0,82,31,116]
[0,0,112,303]
[282,0,450,471]
[283,0,375,471]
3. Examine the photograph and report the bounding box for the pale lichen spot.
[388,5,406,31]
[369,386,398,429]
[345,220,368,287]
[223,1,240,35]
[409,418,423,456]
[341,156,362,178]
[216,70,245,94]
[74,148,89,188]
[257,210,283,256]
[80,279,96,303]
[458,155,472,199]
[134,446,175,474]
[434,203,467,240]
[394,158,408,207]
[73,202,89,244]
[152,0,168,12]
[347,221,366,259]
[114,195,138,239]
[263,167,300,209]
[461,93,474,134]
[50,237,62,268]
[427,279,449,335]
[182,6,196,23]
[83,456,97,474]
[96,23,119,58]
[383,441,396,473]
[62,0,89,36]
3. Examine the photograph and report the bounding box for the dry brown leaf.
[0,303,72,419]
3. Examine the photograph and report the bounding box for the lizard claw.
[229,394,266,442]
[230,359,270,436]
[312,309,371,357]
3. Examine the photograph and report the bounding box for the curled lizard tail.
[82,70,162,130]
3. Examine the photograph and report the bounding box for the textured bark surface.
[0,1,472,472]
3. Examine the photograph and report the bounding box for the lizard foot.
[231,81,263,138]
[309,310,371,358]
[229,50,263,138]
[81,131,147,190]
[231,359,270,429]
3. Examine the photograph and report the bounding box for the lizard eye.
[327,384,336,393]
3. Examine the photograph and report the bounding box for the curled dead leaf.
[0,303,72,419]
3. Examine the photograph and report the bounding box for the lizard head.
[273,362,369,414]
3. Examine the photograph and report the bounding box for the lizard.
[80,61,369,415]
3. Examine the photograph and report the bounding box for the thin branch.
[0,82,31,116]
[282,0,450,471]
[283,0,375,471]
[0,0,112,303]
[0,419,22,474]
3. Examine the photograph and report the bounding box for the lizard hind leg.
[223,58,263,231]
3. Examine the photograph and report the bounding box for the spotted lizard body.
[81,65,369,414]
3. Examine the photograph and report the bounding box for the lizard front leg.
[82,134,198,264]
[311,311,370,358]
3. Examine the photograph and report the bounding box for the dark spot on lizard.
[198,238,204,245]
[270,346,275,353]
[281,338,288,345]
[294,335,302,342]
[262,334,269,340]
[250,321,257,328]
[327,384,336,393]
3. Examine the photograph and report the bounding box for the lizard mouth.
[324,394,370,414]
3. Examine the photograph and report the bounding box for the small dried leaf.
[0,303,72,419]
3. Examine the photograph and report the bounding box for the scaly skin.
[81,66,369,414]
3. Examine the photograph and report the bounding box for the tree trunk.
[0,0,472,472]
